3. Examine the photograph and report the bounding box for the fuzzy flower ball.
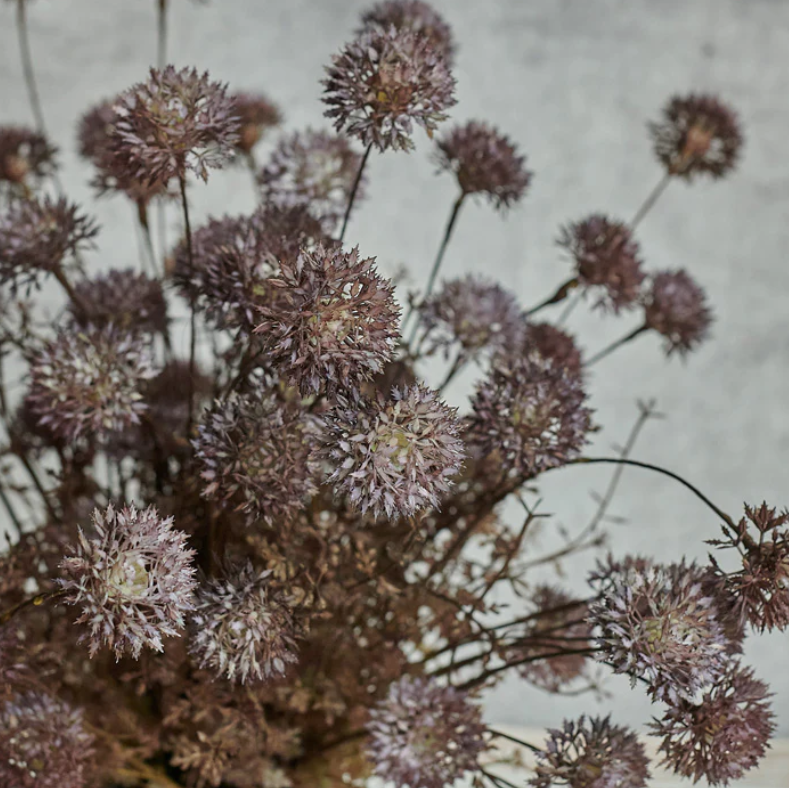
[643,269,712,356]
[525,322,583,376]
[649,94,743,180]
[435,121,531,210]
[190,563,300,683]
[316,384,464,519]
[322,26,456,152]
[558,214,645,313]
[531,715,650,788]
[367,676,486,788]
[0,692,95,788]
[254,244,400,397]
[0,125,57,187]
[109,66,240,186]
[59,504,197,659]
[230,91,282,155]
[258,128,367,232]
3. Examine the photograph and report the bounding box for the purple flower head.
[59,503,197,659]
[649,94,743,180]
[230,91,282,154]
[367,676,486,788]
[525,322,583,377]
[322,26,456,153]
[0,125,57,189]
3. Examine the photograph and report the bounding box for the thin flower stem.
[136,199,160,277]
[179,175,198,437]
[0,481,23,538]
[246,150,260,195]
[556,287,583,326]
[52,265,90,320]
[157,0,168,70]
[585,324,647,366]
[338,142,372,243]
[488,728,541,753]
[13,444,59,522]
[480,767,521,788]
[437,352,467,392]
[0,588,65,625]
[16,0,46,135]
[630,173,672,230]
[524,277,579,318]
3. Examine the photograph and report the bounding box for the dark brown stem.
[0,482,23,538]
[437,352,467,393]
[16,0,46,135]
[524,277,579,318]
[631,173,671,230]
[0,588,65,625]
[13,445,59,522]
[52,265,90,320]
[488,728,541,754]
[338,143,372,243]
[178,175,197,437]
[585,324,647,366]
[136,199,159,277]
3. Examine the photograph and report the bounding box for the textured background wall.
[1,0,787,734]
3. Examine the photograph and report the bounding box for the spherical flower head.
[643,269,712,356]
[649,94,743,180]
[110,66,240,186]
[59,503,197,659]
[649,661,775,786]
[0,692,94,788]
[589,559,730,703]
[358,1,456,65]
[69,269,168,335]
[435,121,531,210]
[322,26,457,153]
[467,354,592,479]
[418,275,525,358]
[26,326,155,443]
[367,676,486,788]
[230,91,282,154]
[0,196,98,291]
[557,215,645,313]
[531,715,649,788]
[189,563,300,683]
[0,125,57,188]
[525,321,583,376]
[253,244,400,397]
[258,128,367,232]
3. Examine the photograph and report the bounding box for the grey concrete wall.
[1,0,787,734]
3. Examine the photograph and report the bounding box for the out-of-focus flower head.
[435,121,531,210]
[316,383,463,519]
[229,91,282,155]
[358,1,455,65]
[649,94,743,180]
[322,26,456,153]
[525,321,583,376]
[189,562,300,683]
[557,215,645,313]
[367,675,486,788]
[26,326,155,443]
[531,715,650,788]
[643,269,712,356]
[650,661,774,786]
[0,692,94,788]
[253,244,400,397]
[0,125,58,190]
[109,66,240,186]
[258,128,366,232]
[59,503,197,659]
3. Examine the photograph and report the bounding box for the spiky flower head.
[26,326,154,443]
[588,559,730,704]
[525,322,583,376]
[316,384,463,519]
[467,354,592,479]
[59,504,196,659]
[418,275,525,358]
[649,94,743,180]
[230,91,282,154]
[253,244,399,397]
[0,196,98,291]
[367,676,486,788]
[435,121,531,210]
[258,128,366,232]
[0,125,57,188]
[189,563,300,683]
[322,26,456,153]
[557,215,645,313]
[359,1,456,65]
[650,661,774,786]
[109,66,240,186]
[69,269,168,335]
[531,715,649,788]
[643,269,712,356]
[0,692,94,788]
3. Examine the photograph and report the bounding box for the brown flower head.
[253,244,400,397]
[649,661,775,786]
[59,503,197,659]
[649,94,743,180]
[367,676,486,788]
[230,91,282,155]
[109,66,240,186]
[643,269,712,356]
[359,1,456,65]
[189,563,300,683]
[558,215,645,313]
[531,715,650,788]
[322,26,456,152]
[526,321,583,376]
[436,121,531,210]
[0,692,95,788]
[0,126,57,188]
[258,128,366,232]
[0,196,98,292]
[316,384,464,519]
[467,353,592,479]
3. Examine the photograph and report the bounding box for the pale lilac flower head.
[0,125,57,189]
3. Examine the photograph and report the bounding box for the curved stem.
[630,173,671,230]
[0,588,65,625]
[524,277,579,318]
[585,324,647,366]
[178,176,197,436]
[338,143,372,243]
[52,265,90,320]
[16,0,46,135]
[488,728,541,754]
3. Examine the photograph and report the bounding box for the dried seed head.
[525,322,583,376]
[230,91,282,154]
[0,125,57,188]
